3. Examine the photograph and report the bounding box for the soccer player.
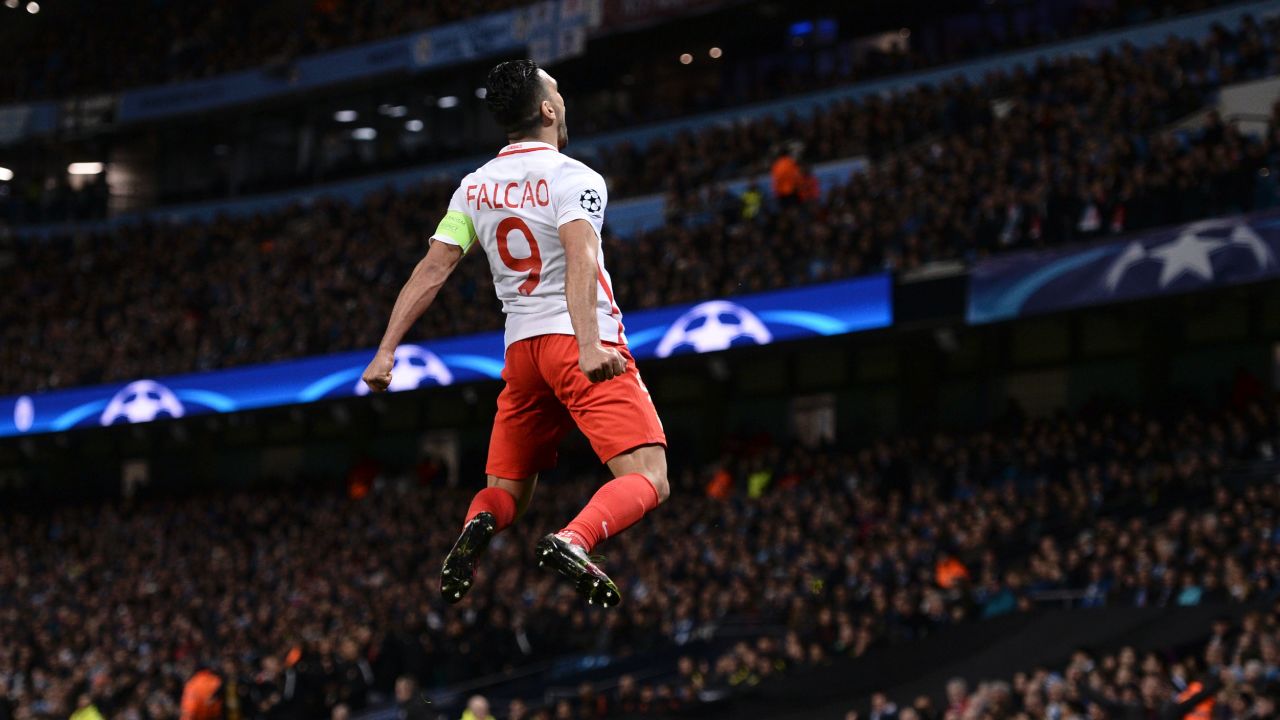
[361,59,668,607]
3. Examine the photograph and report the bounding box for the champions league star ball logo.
[1104,217,1275,291]
[100,380,186,425]
[579,189,602,214]
[355,345,454,395]
[655,300,773,358]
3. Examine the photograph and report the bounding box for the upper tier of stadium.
[3,9,1278,396]
[1,0,536,102]
[0,0,1272,231]
[0,0,1242,104]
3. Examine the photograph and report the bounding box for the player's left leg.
[442,337,570,604]
[442,474,537,603]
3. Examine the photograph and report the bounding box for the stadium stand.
[0,0,532,102]
[5,4,1280,720]
[4,12,1280,394]
[0,0,1241,105]
[862,610,1280,720]
[0,1,1270,222]
[1,396,1276,719]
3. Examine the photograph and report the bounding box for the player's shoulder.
[551,154,607,197]
[555,153,602,177]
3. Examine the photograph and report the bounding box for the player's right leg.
[441,337,570,604]
[532,336,669,607]
[535,445,667,608]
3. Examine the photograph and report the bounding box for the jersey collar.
[497,141,558,157]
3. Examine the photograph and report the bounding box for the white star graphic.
[1148,231,1225,287]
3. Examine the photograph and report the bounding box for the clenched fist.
[578,343,626,383]
[361,348,395,392]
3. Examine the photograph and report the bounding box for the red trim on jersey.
[596,264,624,344]
[497,146,555,157]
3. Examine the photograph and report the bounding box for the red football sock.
[464,486,517,532]
[560,473,660,553]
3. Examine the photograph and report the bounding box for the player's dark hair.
[485,60,547,136]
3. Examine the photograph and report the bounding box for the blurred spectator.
[740,182,764,221]
[706,465,734,500]
[870,692,899,720]
[462,695,494,720]
[771,142,805,208]
[797,162,821,206]
[69,695,104,720]
[395,677,430,720]
[180,669,223,720]
[935,556,970,591]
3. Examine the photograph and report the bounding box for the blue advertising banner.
[968,210,1280,324]
[0,275,891,437]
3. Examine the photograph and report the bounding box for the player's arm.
[561,219,625,383]
[362,202,474,392]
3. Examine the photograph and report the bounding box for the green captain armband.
[434,210,477,253]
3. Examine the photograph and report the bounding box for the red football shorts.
[486,334,667,479]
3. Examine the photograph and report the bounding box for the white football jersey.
[431,141,625,348]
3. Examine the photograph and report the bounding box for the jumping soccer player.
[361,59,667,607]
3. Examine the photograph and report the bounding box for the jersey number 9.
[496,216,542,296]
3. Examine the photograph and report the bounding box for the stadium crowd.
[6,15,1280,394]
[0,0,1239,107]
[246,5,1280,204]
[1,396,1276,720]
[594,12,1280,197]
[6,4,1280,720]
[2,3,1272,221]
[848,607,1280,720]
[1,0,530,102]
[535,605,1280,720]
